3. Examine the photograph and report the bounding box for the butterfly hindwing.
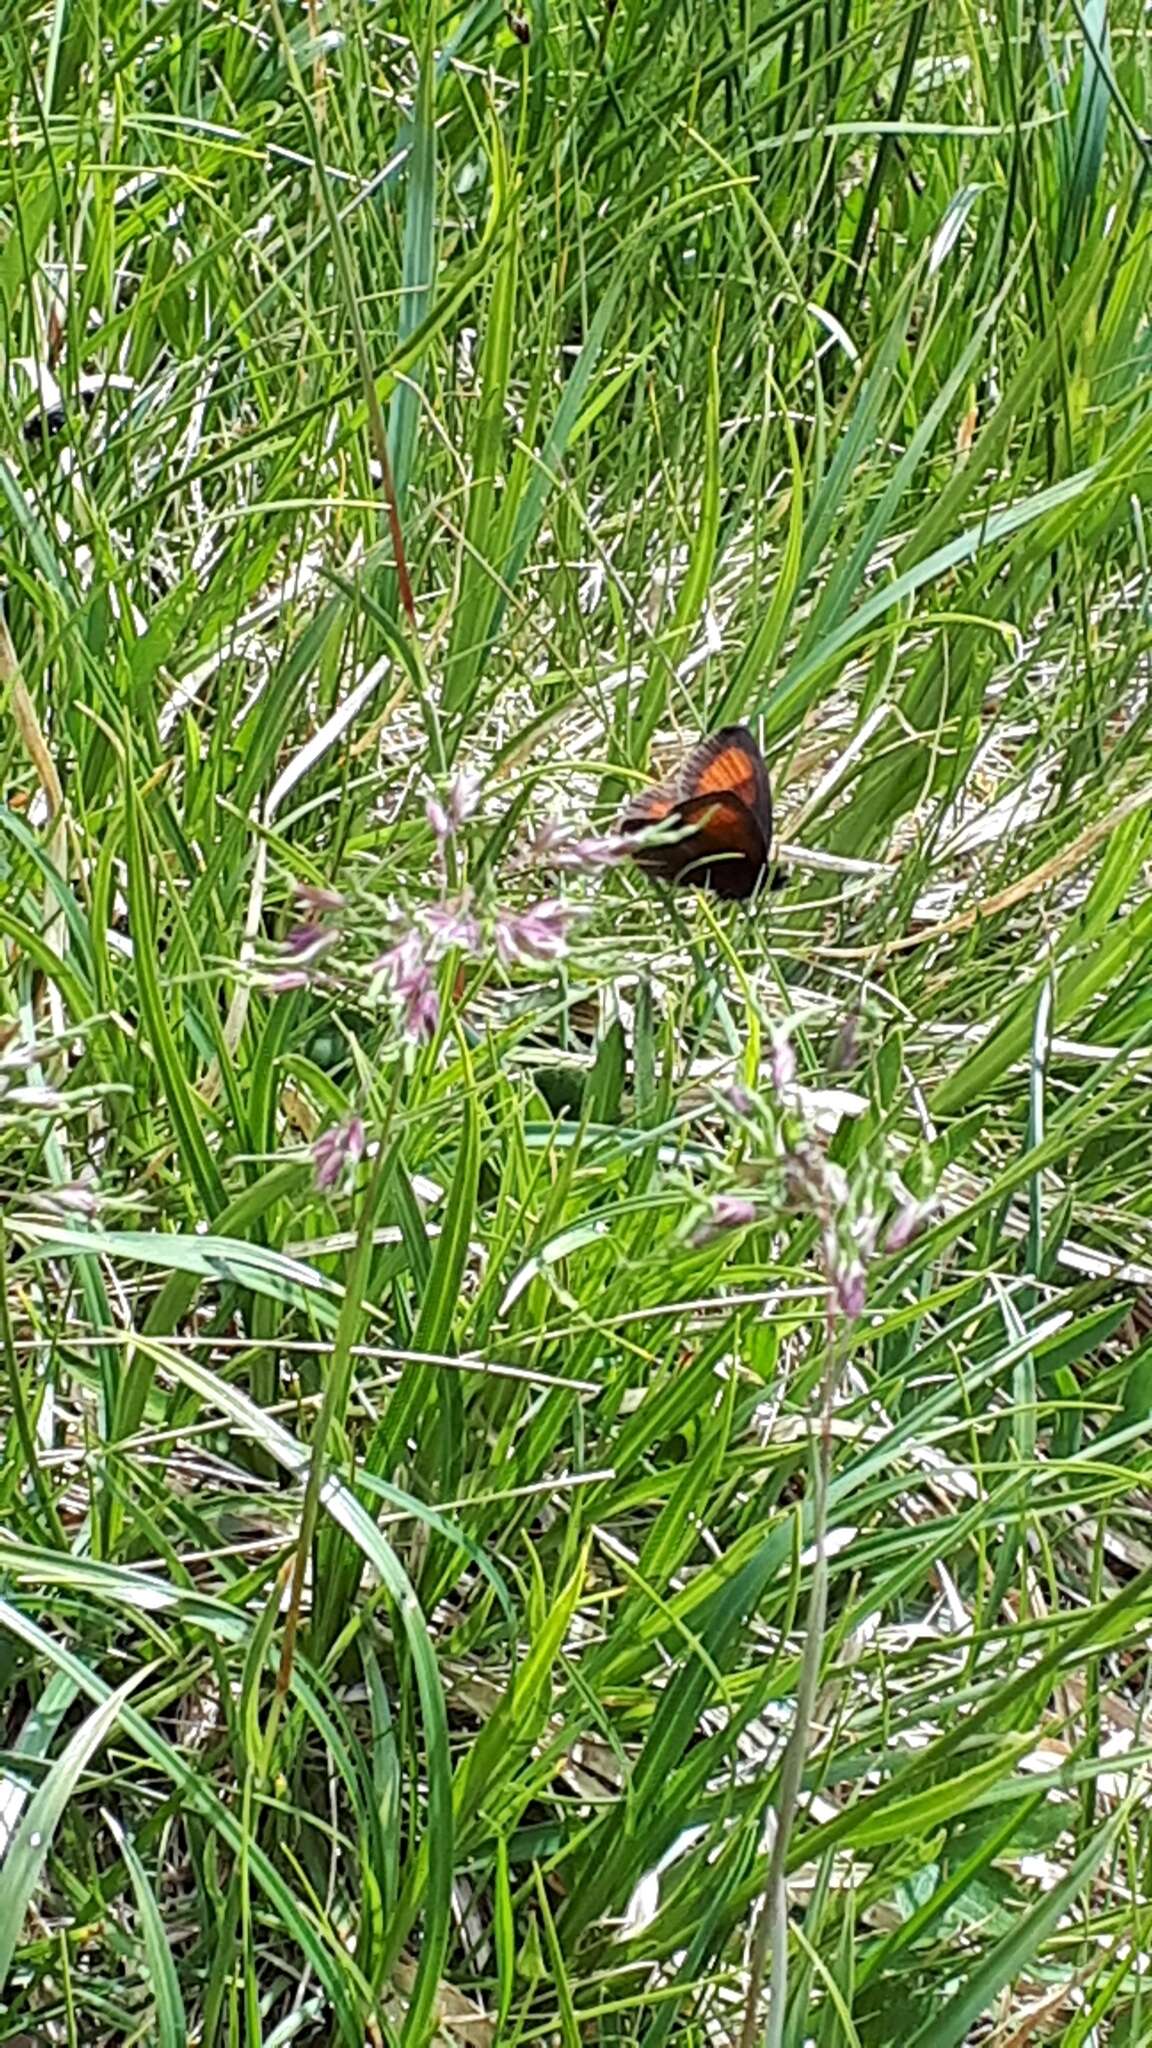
[623,792,766,899]
[665,792,766,898]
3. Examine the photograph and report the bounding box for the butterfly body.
[620,725,773,901]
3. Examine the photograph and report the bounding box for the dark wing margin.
[619,784,676,834]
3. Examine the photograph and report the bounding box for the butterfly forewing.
[679,726,772,840]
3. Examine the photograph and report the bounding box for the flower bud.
[690,1194,757,1246]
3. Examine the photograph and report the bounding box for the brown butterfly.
[619,725,774,901]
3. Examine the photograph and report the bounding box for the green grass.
[3,1,1152,2042]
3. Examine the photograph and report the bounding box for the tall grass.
[2,2,1152,2042]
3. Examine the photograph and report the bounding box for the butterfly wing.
[620,726,773,900]
[620,784,676,832]
[623,791,767,899]
[679,725,773,845]
[669,791,766,898]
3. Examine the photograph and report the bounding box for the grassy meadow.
[3,1,1152,2041]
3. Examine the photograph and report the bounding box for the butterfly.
[619,725,774,901]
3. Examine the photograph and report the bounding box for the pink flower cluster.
[426,769,481,847]
[696,1033,937,1325]
[275,771,621,1201]
[373,931,441,1044]
[526,820,630,873]
[366,897,576,1046]
[493,900,572,965]
[312,1116,366,1193]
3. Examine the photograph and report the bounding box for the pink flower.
[690,1194,757,1246]
[403,978,440,1043]
[783,1140,831,1217]
[313,1117,366,1192]
[531,821,628,871]
[372,929,425,988]
[526,818,569,859]
[769,1028,796,1094]
[447,769,481,831]
[373,930,440,1044]
[422,902,482,957]
[833,1260,867,1322]
[282,923,340,963]
[884,1199,933,1254]
[294,883,346,913]
[425,794,450,840]
[494,900,572,966]
[265,968,311,994]
[427,769,481,844]
[565,835,628,869]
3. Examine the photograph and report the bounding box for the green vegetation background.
[2,2,1152,2043]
